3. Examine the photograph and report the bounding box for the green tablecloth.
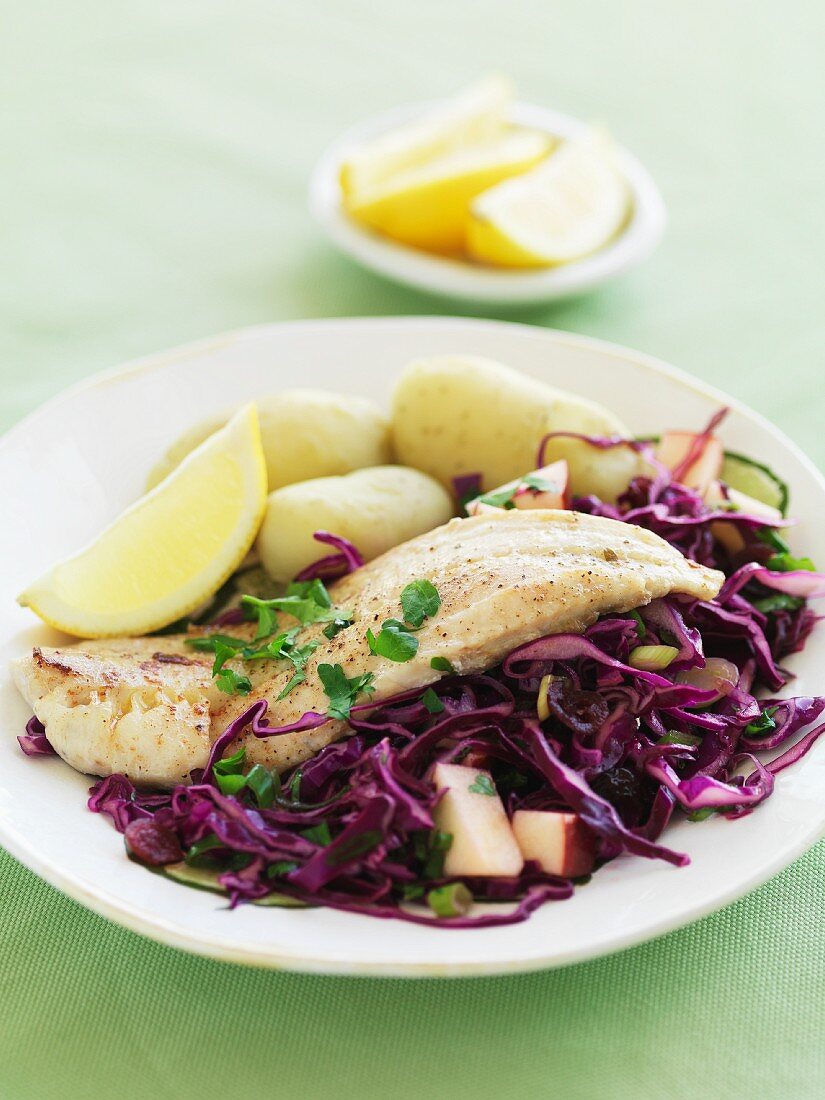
[2,2,824,1096]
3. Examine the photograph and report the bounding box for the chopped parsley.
[215,668,252,695]
[468,774,496,796]
[430,656,455,674]
[367,619,420,662]
[276,669,307,700]
[477,485,519,509]
[476,473,560,510]
[523,473,561,493]
[243,581,353,632]
[364,580,441,664]
[400,579,441,628]
[745,706,778,737]
[421,687,444,714]
[322,617,352,640]
[187,582,345,696]
[318,663,376,720]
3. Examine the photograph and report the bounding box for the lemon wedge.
[345,129,551,254]
[340,74,513,197]
[465,130,630,267]
[18,404,267,638]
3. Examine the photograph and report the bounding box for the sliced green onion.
[625,610,646,639]
[184,834,223,866]
[687,806,717,822]
[537,673,554,721]
[767,552,816,573]
[628,645,680,671]
[215,772,248,797]
[427,882,473,918]
[245,764,278,808]
[657,730,702,747]
[422,830,452,879]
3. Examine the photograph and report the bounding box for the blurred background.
[1,1,822,445]
[1,4,825,1098]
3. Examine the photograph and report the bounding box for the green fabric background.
[1,2,824,1096]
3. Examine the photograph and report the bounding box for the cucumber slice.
[252,893,309,909]
[158,861,308,907]
[159,862,226,894]
[721,453,788,516]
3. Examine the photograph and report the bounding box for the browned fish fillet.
[12,510,723,786]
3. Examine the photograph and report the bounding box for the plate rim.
[3,315,824,978]
[309,101,667,303]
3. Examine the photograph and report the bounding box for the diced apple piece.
[464,500,503,516]
[432,763,524,877]
[464,460,569,515]
[513,460,569,510]
[656,431,723,494]
[512,810,596,877]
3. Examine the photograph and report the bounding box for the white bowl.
[309,104,667,304]
[2,317,823,977]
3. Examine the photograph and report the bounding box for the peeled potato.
[147,390,392,491]
[257,465,454,583]
[391,355,646,502]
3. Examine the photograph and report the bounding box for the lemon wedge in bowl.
[345,129,551,254]
[466,130,630,267]
[339,74,513,197]
[18,404,267,638]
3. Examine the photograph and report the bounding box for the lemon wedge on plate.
[466,130,630,267]
[340,74,513,197]
[345,129,551,254]
[18,404,267,638]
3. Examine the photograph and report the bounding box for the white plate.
[310,104,666,303]
[2,317,824,978]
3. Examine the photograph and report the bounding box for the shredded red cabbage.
[452,472,483,505]
[23,422,825,926]
[293,531,364,582]
[17,716,56,757]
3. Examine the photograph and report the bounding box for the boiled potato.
[147,390,392,491]
[392,355,647,502]
[257,466,454,583]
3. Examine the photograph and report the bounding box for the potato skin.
[257,466,455,583]
[391,355,645,502]
[147,390,392,491]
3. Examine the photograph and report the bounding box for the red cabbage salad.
[20,415,825,927]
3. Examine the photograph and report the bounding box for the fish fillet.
[12,510,723,786]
